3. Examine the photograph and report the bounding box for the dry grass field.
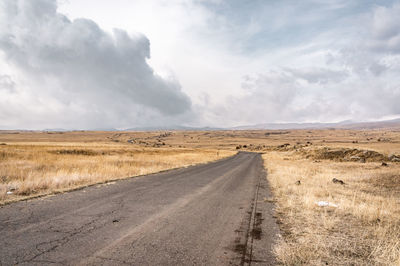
[259,129,400,265]
[0,131,236,205]
[1,128,400,264]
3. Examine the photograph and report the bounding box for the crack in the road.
[16,218,98,265]
[15,199,125,265]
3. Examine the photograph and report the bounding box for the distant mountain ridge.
[2,118,400,131]
[124,125,224,131]
[232,118,400,130]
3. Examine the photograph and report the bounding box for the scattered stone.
[381,162,388,167]
[264,197,275,203]
[295,180,301,185]
[332,178,345,185]
[112,219,119,223]
[277,143,291,149]
[359,157,366,163]
[316,201,338,207]
[236,145,242,150]
[349,156,361,161]
[389,154,400,162]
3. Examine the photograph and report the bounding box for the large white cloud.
[1,0,400,129]
[210,64,400,126]
[369,3,400,53]
[0,0,192,129]
[201,1,400,126]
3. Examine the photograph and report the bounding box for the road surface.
[0,152,278,265]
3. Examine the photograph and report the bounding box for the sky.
[1,0,400,129]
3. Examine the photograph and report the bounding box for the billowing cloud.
[369,3,400,53]
[212,64,400,125]
[0,0,191,129]
[0,75,15,93]
[1,0,400,129]
[201,1,400,126]
[283,67,349,85]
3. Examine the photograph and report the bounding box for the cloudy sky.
[1,0,400,129]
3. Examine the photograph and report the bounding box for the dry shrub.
[264,151,400,265]
[49,149,98,156]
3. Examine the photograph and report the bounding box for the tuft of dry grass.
[264,150,400,265]
[0,143,235,205]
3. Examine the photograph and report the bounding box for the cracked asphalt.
[0,152,278,265]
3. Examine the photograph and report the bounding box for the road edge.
[0,151,239,207]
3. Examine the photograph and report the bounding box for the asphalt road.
[0,152,278,265]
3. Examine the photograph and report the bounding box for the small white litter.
[6,191,13,195]
[316,201,338,207]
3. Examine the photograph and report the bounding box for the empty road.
[0,152,278,265]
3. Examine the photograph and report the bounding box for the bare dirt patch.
[300,147,389,162]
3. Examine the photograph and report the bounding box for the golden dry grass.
[0,142,235,205]
[264,149,400,265]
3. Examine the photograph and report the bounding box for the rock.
[316,201,338,207]
[295,180,301,185]
[350,155,366,163]
[381,162,388,167]
[332,178,345,185]
[389,154,400,162]
[8,185,17,192]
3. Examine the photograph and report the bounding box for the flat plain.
[1,128,400,265]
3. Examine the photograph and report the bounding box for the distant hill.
[2,118,400,132]
[124,125,224,131]
[231,118,400,130]
[336,118,400,129]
